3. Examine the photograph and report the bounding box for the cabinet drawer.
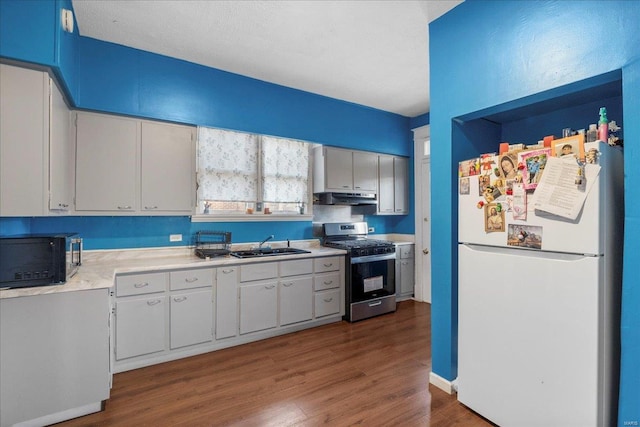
[116,272,166,297]
[240,262,278,282]
[170,268,214,291]
[315,289,341,318]
[280,259,313,277]
[314,256,340,273]
[314,272,341,291]
[399,245,414,259]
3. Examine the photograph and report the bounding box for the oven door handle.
[350,253,396,264]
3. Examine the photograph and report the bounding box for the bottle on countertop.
[598,107,608,143]
[586,123,598,142]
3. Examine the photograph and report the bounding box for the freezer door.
[458,244,612,426]
[458,142,623,255]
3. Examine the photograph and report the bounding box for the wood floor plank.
[55,300,493,427]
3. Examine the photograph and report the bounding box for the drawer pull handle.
[185,277,198,283]
[323,280,333,285]
[173,296,187,302]
[147,299,162,306]
[323,263,333,268]
[117,205,132,210]
[323,297,333,303]
[222,269,234,274]
[134,282,149,288]
[144,206,158,210]
[265,285,276,290]
[283,282,293,287]
[368,300,382,307]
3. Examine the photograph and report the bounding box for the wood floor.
[56,300,493,426]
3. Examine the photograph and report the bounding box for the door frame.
[413,125,431,303]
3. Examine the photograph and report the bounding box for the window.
[196,126,311,217]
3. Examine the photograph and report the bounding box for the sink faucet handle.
[258,234,275,248]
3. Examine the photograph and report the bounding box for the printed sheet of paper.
[533,156,600,220]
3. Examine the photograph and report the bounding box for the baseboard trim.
[429,371,456,394]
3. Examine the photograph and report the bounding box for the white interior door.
[413,125,431,303]
[420,157,431,302]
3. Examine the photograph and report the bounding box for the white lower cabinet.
[113,255,345,373]
[216,266,239,340]
[395,244,415,301]
[240,281,278,334]
[170,289,213,349]
[280,277,313,326]
[116,295,166,360]
[315,289,341,317]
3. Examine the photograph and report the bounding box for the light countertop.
[0,240,346,299]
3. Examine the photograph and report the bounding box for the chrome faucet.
[258,234,274,249]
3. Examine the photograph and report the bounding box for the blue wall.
[429,0,639,424]
[0,0,416,246]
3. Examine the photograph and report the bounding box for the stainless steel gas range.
[322,222,396,322]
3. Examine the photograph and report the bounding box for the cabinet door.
[49,79,72,211]
[0,64,49,216]
[141,122,195,212]
[116,295,165,360]
[170,289,213,349]
[314,289,341,318]
[353,151,378,192]
[377,155,395,213]
[279,277,313,326]
[324,147,353,190]
[75,112,138,211]
[393,157,409,213]
[216,267,238,339]
[399,259,415,296]
[239,281,277,334]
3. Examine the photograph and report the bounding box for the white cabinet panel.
[239,281,277,334]
[170,289,213,349]
[378,155,395,213]
[378,155,408,215]
[116,296,165,360]
[353,151,378,192]
[141,121,195,212]
[315,289,341,318]
[216,267,239,339]
[314,256,340,273]
[393,156,408,213]
[75,112,138,211]
[280,259,313,277]
[240,262,278,282]
[324,147,353,190]
[49,79,73,211]
[313,272,341,291]
[0,289,110,426]
[170,268,213,291]
[0,64,49,216]
[280,277,313,326]
[116,272,166,297]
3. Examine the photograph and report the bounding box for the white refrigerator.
[457,142,623,427]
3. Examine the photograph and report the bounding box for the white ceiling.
[71,0,462,117]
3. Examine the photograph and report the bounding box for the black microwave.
[0,233,82,289]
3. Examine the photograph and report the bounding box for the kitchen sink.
[230,247,311,258]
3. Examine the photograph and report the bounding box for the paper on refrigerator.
[532,156,600,220]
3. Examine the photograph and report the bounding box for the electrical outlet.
[169,234,182,242]
[368,227,375,233]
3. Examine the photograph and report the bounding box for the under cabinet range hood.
[314,192,377,206]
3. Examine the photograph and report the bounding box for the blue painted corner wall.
[429,0,639,424]
[0,0,418,248]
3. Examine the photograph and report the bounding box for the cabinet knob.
[423,248,429,255]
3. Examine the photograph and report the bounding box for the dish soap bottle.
[586,123,598,142]
[598,107,608,144]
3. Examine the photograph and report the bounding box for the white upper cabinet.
[377,154,408,215]
[75,112,139,212]
[74,111,196,214]
[0,64,53,216]
[49,78,73,212]
[313,146,378,193]
[141,122,195,212]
